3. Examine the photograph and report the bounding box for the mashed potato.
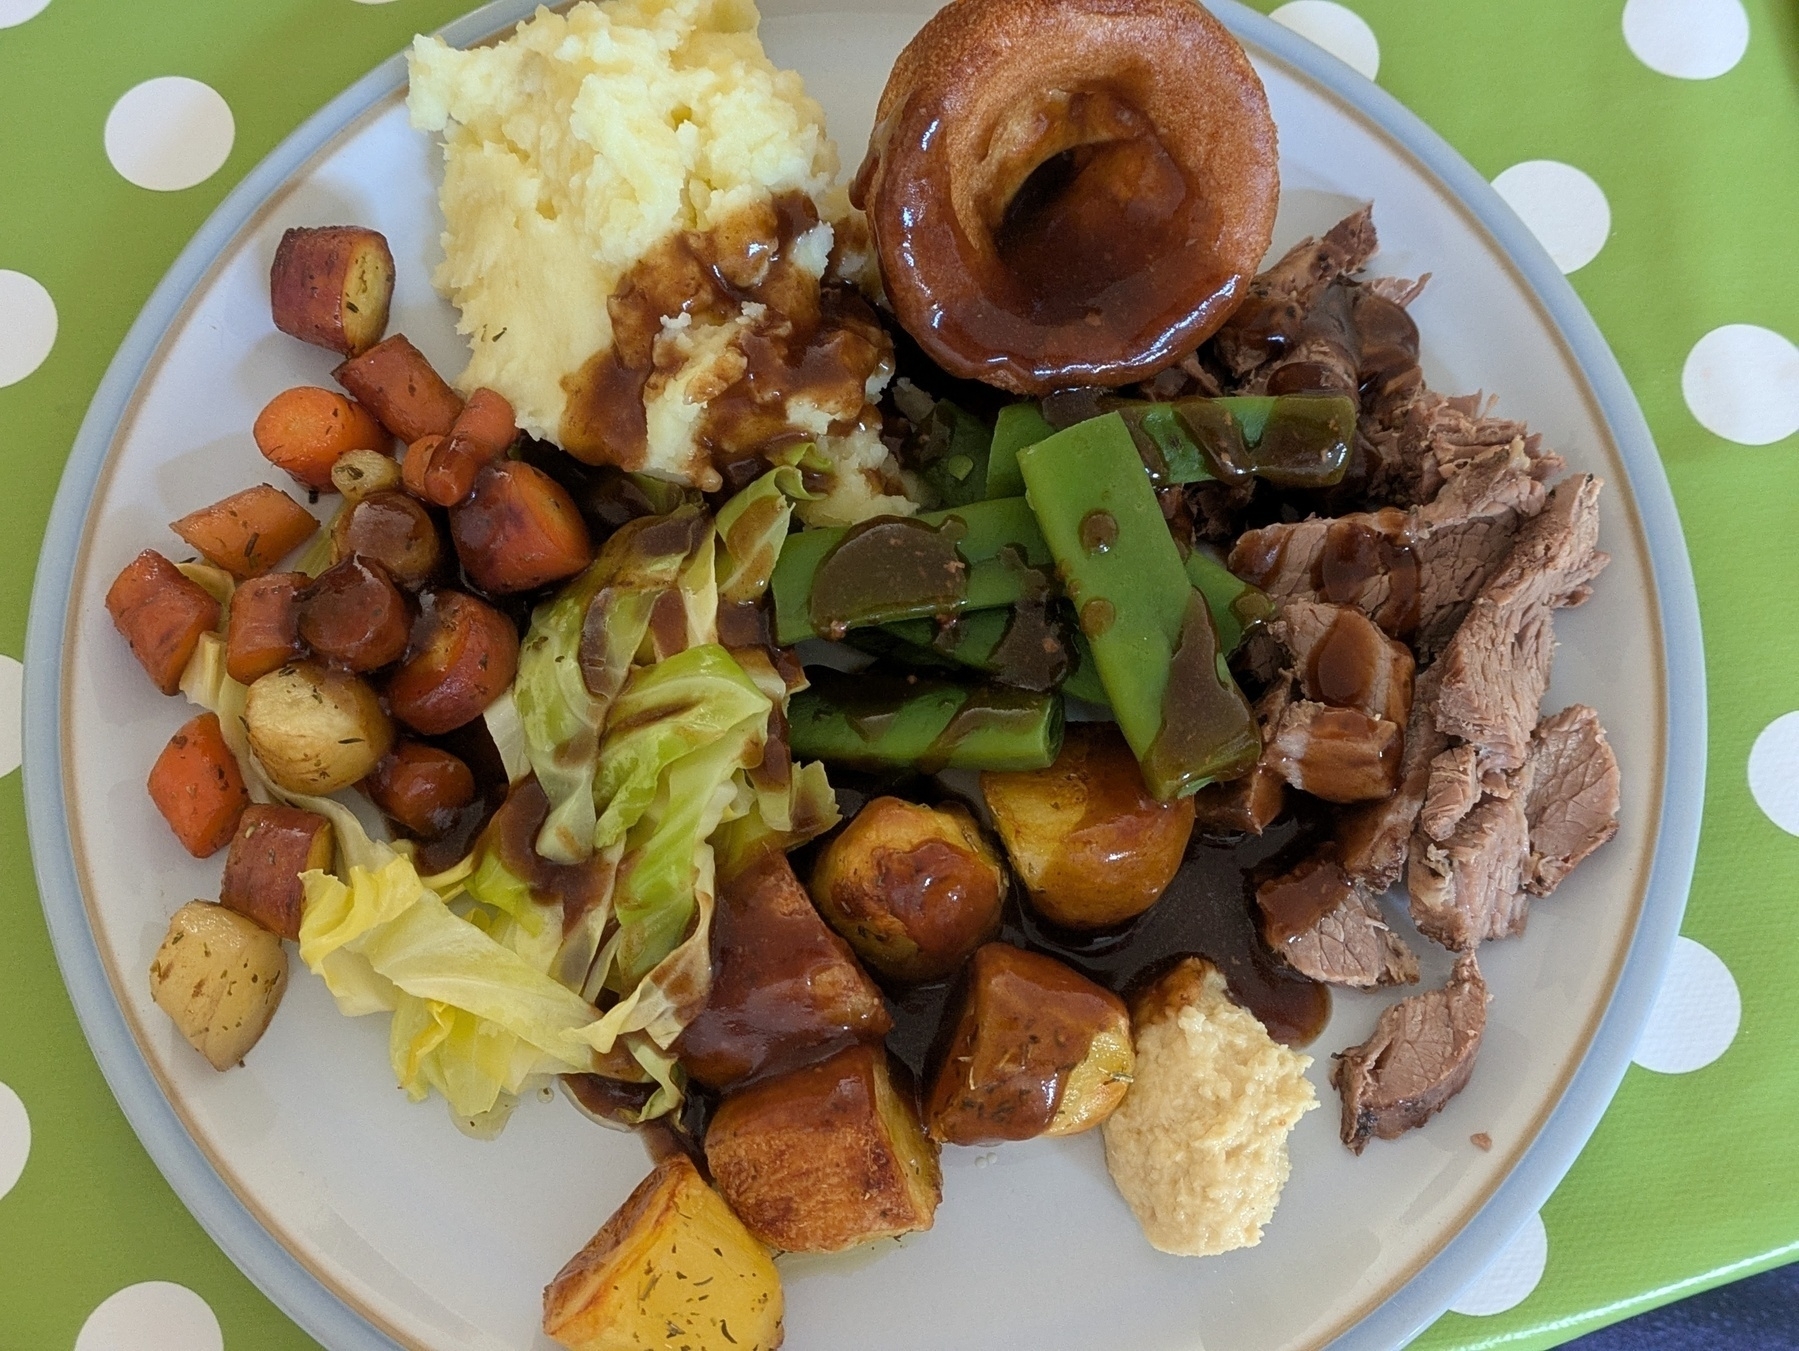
[1102,958,1317,1257]
[407,0,910,520]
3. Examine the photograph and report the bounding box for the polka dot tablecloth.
[0,1,1794,1348]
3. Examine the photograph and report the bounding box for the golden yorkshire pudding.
[851,0,1279,395]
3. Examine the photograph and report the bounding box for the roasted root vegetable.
[400,434,443,500]
[925,942,1133,1144]
[297,556,411,672]
[106,549,223,694]
[706,1044,941,1253]
[330,489,444,589]
[809,795,1004,982]
[329,446,402,503]
[269,224,395,357]
[169,484,318,579]
[675,851,891,1089]
[244,660,393,794]
[982,723,1195,929]
[252,387,389,492]
[149,901,288,1070]
[542,1154,783,1351]
[219,803,333,941]
[385,590,520,735]
[449,461,593,594]
[364,741,477,837]
[333,334,463,444]
[147,712,251,857]
[421,387,518,507]
[225,572,307,686]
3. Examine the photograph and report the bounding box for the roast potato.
[925,942,1133,1145]
[149,901,287,1070]
[982,723,1195,930]
[219,803,333,941]
[675,851,891,1089]
[543,1153,783,1351]
[809,797,1003,982]
[244,660,393,794]
[706,1044,941,1252]
[386,590,520,735]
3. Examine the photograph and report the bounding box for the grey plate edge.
[18,3,1705,1350]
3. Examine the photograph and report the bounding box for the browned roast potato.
[386,590,521,735]
[298,556,412,672]
[219,803,334,941]
[676,851,891,1089]
[809,796,1004,982]
[982,723,1195,930]
[244,660,394,793]
[925,942,1133,1145]
[706,1044,940,1253]
[331,489,444,589]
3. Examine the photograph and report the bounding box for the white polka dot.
[1451,1212,1548,1316]
[1633,936,1741,1074]
[1623,0,1750,79]
[1491,161,1612,274]
[1748,711,1799,833]
[0,655,17,779]
[76,1283,223,1351]
[0,0,52,27]
[1682,325,1799,446]
[0,271,57,389]
[1270,1,1380,80]
[0,1082,29,1202]
[104,78,235,192]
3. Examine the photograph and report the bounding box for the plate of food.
[22,0,1703,1348]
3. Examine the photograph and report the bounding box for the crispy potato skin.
[244,661,394,794]
[809,797,1004,982]
[925,942,1133,1145]
[982,723,1195,930]
[676,851,891,1090]
[149,901,287,1070]
[219,803,333,941]
[543,1154,783,1351]
[385,590,520,735]
[706,1044,941,1253]
[270,225,395,357]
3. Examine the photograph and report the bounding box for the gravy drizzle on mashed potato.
[408,0,911,523]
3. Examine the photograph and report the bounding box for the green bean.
[788,670,1063,772]
[1186,548,1276,654]
[987,403,1055,499]
[909,400,994,508]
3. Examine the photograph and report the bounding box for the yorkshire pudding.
[852,0,1279,395]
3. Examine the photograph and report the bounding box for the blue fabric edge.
[17,3,1706,1350]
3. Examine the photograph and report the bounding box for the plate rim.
[20,3,1706,1349]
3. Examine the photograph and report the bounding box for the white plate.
[23,2,1704,1349]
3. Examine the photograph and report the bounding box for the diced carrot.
[421,391,517,506]
[106,550,222,695]
[365,741,477,837]
[219,802,333,940]
[170,484,319,579]
[269,226,395,358]
[253,387,390,492]
[449,462,594,594]
[226,573,307,685]
[451,388,517,457]
[333,335,463,444]
[147,712,250,857]
[400,435,443,501]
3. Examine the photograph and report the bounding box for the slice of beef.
[1407,761,1534,950]
[1420,744,1482,842]
[1412,392,1565,501]
[1213,206,1378,377]
[1362,273,1430,308]
[1191,675,1292,835]
[1333,952,1488,1152]
[1523,704,1620,896]
[1268,701,1403,803]
[1270,599,1414,724]
[1338,661,1447,892]
[1257,857,1419,988]
[1435,474,1608,778]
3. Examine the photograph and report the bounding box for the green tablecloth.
[1,0,1795,1346]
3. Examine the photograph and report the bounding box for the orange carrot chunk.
[333,335,463,444]
[253,387,390,492]
[400,435,444,502]
[105,550,222,695]
[226,573,308,685]
[147,712,251,858]
[170,484,319,579]
[449,462,593,594]
[269,225,395,357]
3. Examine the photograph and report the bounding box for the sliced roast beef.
[1213,205,1378,377]
[1270,600,1414,724]
[1420,744,1482,842]
[1333,953,1488,1152]
[1435,475,1608,778]
[1338,661,1447,892]
[1268,701,1403,803]
[1523,705,1620,896]
[1257,857,1418,988]
[1407,768,1533,950]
